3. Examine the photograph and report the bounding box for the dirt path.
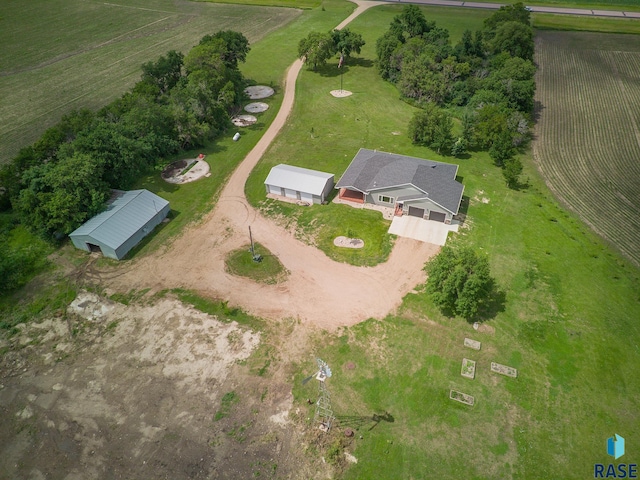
[103,0,439,330]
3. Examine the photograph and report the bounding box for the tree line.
[376,3,536,188]
[0,31,251,241]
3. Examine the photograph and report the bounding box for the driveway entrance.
[388,215,458,245]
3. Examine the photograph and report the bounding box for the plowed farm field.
[0,0,301,165]
[534,31,640,266]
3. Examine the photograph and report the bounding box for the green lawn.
[534,12,640,34]
[470,0,640,10]
[122,0,356,259]
[195,0,321,8]
[225,242,288,283]
[255,5,640,479]
[2,2,640,478]
[245,5,493,264]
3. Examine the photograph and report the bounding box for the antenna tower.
[313,358,335,432]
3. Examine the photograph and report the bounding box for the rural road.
[104,0,441,330]
[378,0,640,18]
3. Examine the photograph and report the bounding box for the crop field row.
[533,31,640,266]
[0,0,302,165]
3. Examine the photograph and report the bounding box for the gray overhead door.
[408,206,425,218]
[429,211,446,222]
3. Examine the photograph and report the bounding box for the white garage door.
[268,184,280,195]
[284,188,297,199]
[300,192,313,203]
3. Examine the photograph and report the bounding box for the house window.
[378,195,395,204]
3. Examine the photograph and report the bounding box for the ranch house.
[335,149,464,224]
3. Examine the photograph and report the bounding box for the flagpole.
[338,53,344,93]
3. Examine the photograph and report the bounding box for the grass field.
[195,0,321,8]
[0,0,303,166]
[534,31,640,267]
[474,0,640,10]
[2,2,640,478]
[246,5,493,263]
[122,0,356,259]
[534,13,640,34]
[232,4,640,478]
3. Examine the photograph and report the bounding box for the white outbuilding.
[264,164,334,204]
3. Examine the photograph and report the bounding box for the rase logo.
[595,434,637,479]
[609,435,626,460]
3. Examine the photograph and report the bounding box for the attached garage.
[264,164,334,205]
[429,211,446,222]
[408,206,425,218]
[69,189,170,260]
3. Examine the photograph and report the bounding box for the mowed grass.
[195,0,321,8]
[534,31,640,267]
[468,0,640,10]
[246,5,492,264]
[0,0,303,165]
[246,5,640,479]
[118,0,356,260]
[225,242,288,284]
[534,13,640,34]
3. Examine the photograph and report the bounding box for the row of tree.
[377,3,536,188]
[0,31,251,239]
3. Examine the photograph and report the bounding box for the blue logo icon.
[608,434,625,460]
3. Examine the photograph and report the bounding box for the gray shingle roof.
[70,190,169,249]
[336,149,464,214]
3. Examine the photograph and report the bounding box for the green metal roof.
[69,190,169,249]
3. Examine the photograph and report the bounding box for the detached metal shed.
[69,190,170,260]
[264,164,334,204]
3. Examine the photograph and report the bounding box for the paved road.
[378,0,640,18]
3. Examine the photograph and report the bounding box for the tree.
[491,21,534,61]
[408,103,454,154]
[389,5,431,41]
[503,156,523,189]
[376,31,402,80]
[298,32,335,70]
[199,31,250,69]
[489,130,515,167]
[451,137,467,157]
[331,28,365,65]
[425,246,495,319]
[15,153,110,238]
[483,2,531,37]
[486,56,536,112]
[141,50,184,95]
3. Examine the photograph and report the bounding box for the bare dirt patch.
[161,157,210,184]
[0,291,327,479]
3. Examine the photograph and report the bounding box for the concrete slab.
[388,216,458,245]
